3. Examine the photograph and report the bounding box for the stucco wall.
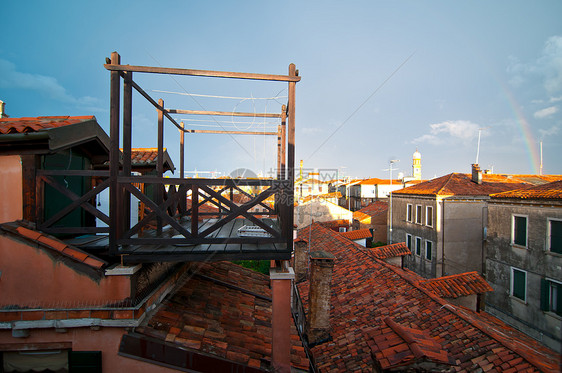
[485,200,562,352]
[0,328,178,372]
[295,200,352,229]
[0,236,132,307]
[0,155,23,224]
[391,195,439,278]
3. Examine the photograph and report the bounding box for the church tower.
[412,149,421,180]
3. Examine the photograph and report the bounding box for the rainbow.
[500,83,539,174]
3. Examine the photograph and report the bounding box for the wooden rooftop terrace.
[34,52,300,263]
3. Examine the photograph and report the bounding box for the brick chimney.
[471,164,482,185]
[0,100,7,118]
[293,239,308,283]
[306,250,335,346]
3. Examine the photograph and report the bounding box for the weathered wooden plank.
[185,129,278,136]
[122,251,291,264]
[104,63,301,82]
[168,109,282,118]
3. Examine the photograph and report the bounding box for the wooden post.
[109,51,121,255]
[280,104,287,180]
[277,124,282,180]
[123,71,133,231]
[191,184,198,237]
[157,98,164,235]
[180,122,187,214]
[287,65,297,248]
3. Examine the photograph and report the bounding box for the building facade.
[485,181,562,351]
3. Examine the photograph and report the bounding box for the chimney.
[471,164,482,185]
[293,239,308,283]
[306,250,335,346]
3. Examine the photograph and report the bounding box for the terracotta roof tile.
[354,201,388,220]
[296,222,561,372]
[340,228,372,241]
[417,272,494,298]
[369,242,411,259]
[7,223,107,270]
[0,116,96,134]
[393,173,535,197]
[140,262,308,371]
[490,180,562,200]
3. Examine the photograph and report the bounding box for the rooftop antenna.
[475,127,489,165]
[539,141,542,175]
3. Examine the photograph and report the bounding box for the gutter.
[0,132,50,143]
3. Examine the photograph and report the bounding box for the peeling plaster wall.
[485,200,562,352]
[0,156,23,224]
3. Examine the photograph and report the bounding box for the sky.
[1,1,561,180]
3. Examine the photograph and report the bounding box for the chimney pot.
[306,250,335,346]
[471,164,482,185]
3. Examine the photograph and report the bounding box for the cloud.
[0,58,103,110]
[533,105,558,118]
[538,125,560,138]
[507,35,562,95]
[550,96,562,103]
[302,127,323,135]
[412,120,481,145]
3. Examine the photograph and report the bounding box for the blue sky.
[1,1,561,179]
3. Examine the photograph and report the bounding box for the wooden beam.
[104,64,301,82]
[109,51,121,256]
[123,71,133,231]
[167,109,282,118]
[280,104,287,180]
[157,98,164,235]
[184,129,278,136]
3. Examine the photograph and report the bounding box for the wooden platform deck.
[66,217,291,264]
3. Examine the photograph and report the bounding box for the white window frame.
[415,236,422,256]
[406,234,412,250]
[425,206,433,227]
[406,204,413,223]
[510,267,527,303]
[511,214,528,248]
[425,240,433,260]
[415,205,423,224]
[546,218,562,254]
[546,277,562,315]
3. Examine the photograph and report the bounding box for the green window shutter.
[555,282,562,316]
[512,269,526,300]
[540,278,550,311]
[69,351,102,373]
[550,220,562,254]
[514,216,527,246]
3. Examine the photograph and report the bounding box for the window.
[510,267,527,302]
[415,205,423,224]
[512,215,527,247]
[338,227,347,233]
[425,240,433,260]
[415,237,422,256]
[426,206,433,227]
[406,204,413,222]
[541,279,562,316]
[406,234,412,250]
[547,219,562,254]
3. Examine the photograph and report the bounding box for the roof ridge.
[436,173,456,195]
[418,271,479,283]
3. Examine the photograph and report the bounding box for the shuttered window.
[548,219,562,254]
[512,215,527,247]
[511,267,526,302]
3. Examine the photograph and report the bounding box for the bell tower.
[412,149,421,180]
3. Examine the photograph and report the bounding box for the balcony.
[32,52,300,264]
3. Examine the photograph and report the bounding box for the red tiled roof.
[0,221,106,270]
[340,228,372,241]
[137,262,308,371]
[130,148,162,165]
[364,318,454,370]
[392,173,533,197]
[490,180,562,200]
[318,219,350,230]
[358,177,401,185]
[296,223,560,372]
[417,272,494,298]
[354,201,388,220]
[0,116,96,134]
[301,191,341,204]
[369,242,411,259]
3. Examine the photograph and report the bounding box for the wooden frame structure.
[96,52,299,262]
